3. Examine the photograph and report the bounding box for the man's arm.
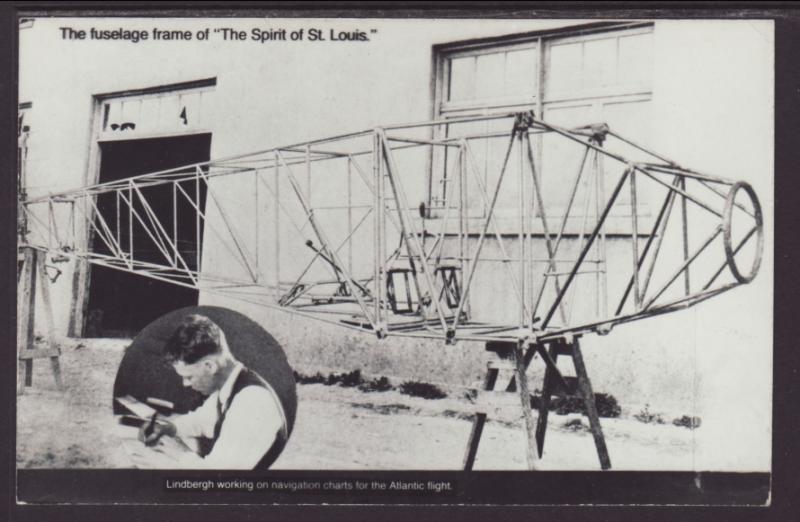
[140,395,218,446]
[176,386,284,469]
[171,395,218,439]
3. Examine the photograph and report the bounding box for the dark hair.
[164,315,223,364]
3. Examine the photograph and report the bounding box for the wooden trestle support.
[463,336,611,470]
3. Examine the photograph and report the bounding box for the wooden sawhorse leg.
[535,344,557,457]
[571,338,611,470]
[17,247,36,392]
[463,341,540,471]
[462,361,498,470]
[535,337,611,470]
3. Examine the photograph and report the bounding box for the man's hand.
[138,417,177,446]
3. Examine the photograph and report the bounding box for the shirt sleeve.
[176,385,284,470]
[172,394,218,439]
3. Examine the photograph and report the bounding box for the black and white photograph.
[14,10,774,506]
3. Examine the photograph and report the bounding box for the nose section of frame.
[722,181,764,284]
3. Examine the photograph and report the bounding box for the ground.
[17,339,702,470]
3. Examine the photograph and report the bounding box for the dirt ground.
[17,339,701,471]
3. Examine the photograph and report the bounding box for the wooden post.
[462,362,498,470]
[17,247,63,392]
[513,340,540,470]
[535,344,558,456]
[17,247,36,393]
[36,250,63,389]
[569,338,611,470]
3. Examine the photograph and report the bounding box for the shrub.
[399,381,447,400]
[442,409,475,422]
[293,371,326,384]
[293,369,364,387]
[528,391,621,418]
[351,402,410,415]
[595,393,622,418]
[327,369,364,387]
[463,389,478,401]
[634,404,665,424]
[563,418,587,432]
[672,415,702,429]
[358,376,393,393]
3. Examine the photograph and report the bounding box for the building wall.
[19,18,773,471]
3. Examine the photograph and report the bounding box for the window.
[442,43,539,112]
[432,23,654,221]
[546,29,652,102]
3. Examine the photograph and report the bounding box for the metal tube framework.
[20,111,763,345]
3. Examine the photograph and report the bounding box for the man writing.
[138,314,288,470]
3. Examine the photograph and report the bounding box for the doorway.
[85,133,211,337]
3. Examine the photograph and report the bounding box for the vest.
[197,366,288,471]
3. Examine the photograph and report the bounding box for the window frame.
[439,40,540,114]
[429,21,655,225]
[432,21,652,116]
[543,24,655,105]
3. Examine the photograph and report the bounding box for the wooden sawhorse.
[17,246,63,393]
[463,336,610,470]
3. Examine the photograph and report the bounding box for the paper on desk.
[119,429,196,469]
[115,395,156,419]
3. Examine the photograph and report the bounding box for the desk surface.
[114,421,197,469]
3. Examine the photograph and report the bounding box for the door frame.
[68,78,216,337]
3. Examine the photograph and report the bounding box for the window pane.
[120,99,139,126]
[618,32,653,86]
[602,99,653,206]
[449,56,475,102]
[583,37,617,90]
[547,42,583,95]
[157,95,180,132]
[438,117,516,216]
[138,97,159,134]
[180,91,201,128]
[504,48,537,97]
[541,104,596,214]
[602,99,652,160]
[196,91,206,128]
[474,52,505,100]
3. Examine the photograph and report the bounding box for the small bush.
[358,376,393,393]
[326,369,364,387]
[528,391,621,418]
[672,415,702,429]
[293,371,326,385]
[634,404,665,424]
[351,402,410,415]
[463,389,478,401]
[399,381,447,400]
[595,393,622,418]
[552,396,585,416]
[563,418,587,432]
[442,409,475,422]
[293,369,365,387]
